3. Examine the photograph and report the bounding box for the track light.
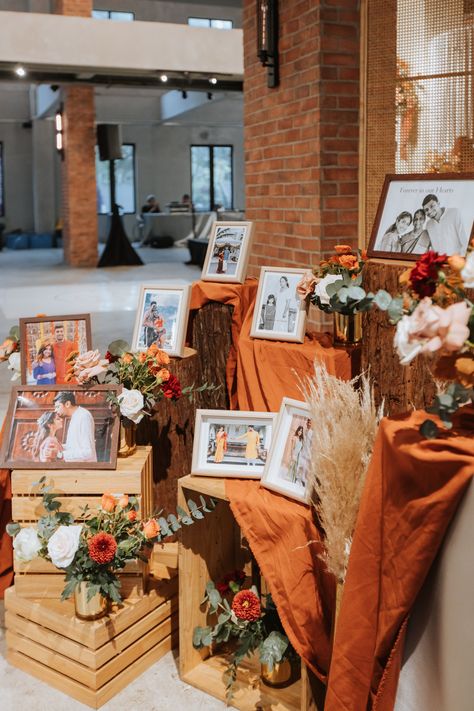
[15,66,26,78]
[160,74,168,82]
[209,77,217,85]
[181,90,188,99]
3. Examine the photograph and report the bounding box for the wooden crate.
[5,576,178,709]
[150,541,178,581]
[178,475,321,711]
[11,447,153,599]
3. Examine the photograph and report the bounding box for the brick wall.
[54,0,92,16]
[243,0,360,323]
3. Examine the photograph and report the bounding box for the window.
[188,17,233,29]
[191,145,233,212]
[92,10,134,21]
[95,144,136,215]
[0,143,4,217]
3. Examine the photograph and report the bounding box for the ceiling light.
[209,77,217,85]
[15,66,27,78]
[160,74,168,82]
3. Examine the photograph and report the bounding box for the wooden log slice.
[190,302,233,410]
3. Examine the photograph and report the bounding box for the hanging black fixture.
[256,0,279,88]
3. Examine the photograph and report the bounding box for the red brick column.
[243,1,360,322]
[55,0,98,267]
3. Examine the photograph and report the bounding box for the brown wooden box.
[11,446,153,599]
[5,576,178,709]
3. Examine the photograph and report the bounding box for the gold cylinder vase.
[261,658,299,688]
[333,311,362,346]
[118,421,137,458]
[74,582,109,621]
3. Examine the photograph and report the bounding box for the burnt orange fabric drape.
[325,409,474,711]
[0,422,13,598]
[226,479,335,681]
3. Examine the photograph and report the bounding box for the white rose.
[118,388,145,424]
[393,315,424,365]
[314,274,344,305]
[47,525,82,568]
[13,527,42,562]
[461,251,474,288]
[8,352,21,382]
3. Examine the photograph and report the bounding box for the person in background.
[181,194,193,210]
[141,194,161,214]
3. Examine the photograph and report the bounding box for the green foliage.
[259,630,289,671]
[9,325,20,342]
[424,382,473,433]
[107,339,130,357]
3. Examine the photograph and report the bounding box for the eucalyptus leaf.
[419,419,439,439]
[346,285,366,301]
[107,339,130,357]
[373,289,392,311]
[6,522,21,537]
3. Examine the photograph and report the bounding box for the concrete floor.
[0,246,231,710]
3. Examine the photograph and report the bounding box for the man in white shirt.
[52,391,97,462]
[422,193,468,255]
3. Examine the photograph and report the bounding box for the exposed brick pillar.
[243,1,360,322]
[55,0,98,266]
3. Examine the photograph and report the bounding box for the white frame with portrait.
[250,267,307,343]
[260,397,312,504]
[131,284,191,357]
[201,221,255,284]
[191,409,277,478]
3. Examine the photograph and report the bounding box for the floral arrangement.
[7,482,217,603]
[193,571,295,700]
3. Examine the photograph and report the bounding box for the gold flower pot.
[260,657,300,688]
[74,582,109,621]
[118,421,137,458]
[333,311,362,347]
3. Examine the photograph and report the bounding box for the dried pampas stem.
[301,363,383,583]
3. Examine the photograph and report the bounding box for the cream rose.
[461,251,474,288]
[74,349,109,384]
[8,352,21,382]
[118,388,145,424]
[47,525,82,568]
[13,527,42,562]
[296,271,317,299]
[314,274,344,306]
[394,315,424,365]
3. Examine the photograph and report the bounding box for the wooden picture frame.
[250,266,307,343]
[367,173,474,261]
[260,397,312,504]
[201,221,255,284]
[131,284,191,357]
[191,409,277,478]
[19,314,92,386]
[0,385,121,470]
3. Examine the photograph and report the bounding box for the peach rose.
[73,349,109,384]
[138,352,147,363]
[334,244,353,255]
[157,368,170,382]
[296,271,317,299]
[127,509,137,522]
[143,519,160,539]
[101,492,116,513]
[407,298,471,354]
[338,254,359,270]
[0,338,18,363]
[121,353,133,365]
[447,255,466,272]
[118,494,129,509]
[455,355,474,388]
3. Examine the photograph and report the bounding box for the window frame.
[92,9,135,21]
[96,142,136,216]
[190,144,234,212]
[187,17,233,29]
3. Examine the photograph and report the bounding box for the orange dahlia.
[88,532,117,565]
[231,590,261,621]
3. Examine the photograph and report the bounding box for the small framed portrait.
[201,221,255,283]
[261,398,312,504]
[191,409,276,478]
[131,284,191,357]
[368,173,474,261]
[0,385,121,470]
[19,314,92,386]
[250,267,307,343]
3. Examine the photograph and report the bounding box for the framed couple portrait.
[368,173,474,261]
[19,314,92,386]
[191,409,276,479]
[201,221,254,284]
[250,267,308,343]
[0,385,121,470]
[131,284,191,357]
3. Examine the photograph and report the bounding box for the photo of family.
[202,221,254,284]
[0,386,120,470]
[369,174,474,260]
[132,284,190,357]
[20,315,92,386]
[251,267,307,343]
[192,409,276,478]
[261,398,312,504]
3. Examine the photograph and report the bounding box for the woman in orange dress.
[214,426,227,463]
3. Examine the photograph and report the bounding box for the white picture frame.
[191,409,277,478]
[250,266,307,343]
[260,397,312,504]
[131,284,191,357]
[201,221,255,284]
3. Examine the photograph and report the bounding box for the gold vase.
[74,582,109,621]
[118,420,137,458]
[260,657,299,688]
[333,311,362,346]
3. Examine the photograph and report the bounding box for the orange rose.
[146,344,159,357]
[155,349,170,366]
[339,254,359,270]
[143,519,160,539]
[138,352,147,363]
[334,244,354,255]
[447,255,466,272]
[101,492,116,513]
[361,249,368,261]
[118,494,129,509]
[121,353,133,364]
[127,509,137,522]
[156,368,170,382]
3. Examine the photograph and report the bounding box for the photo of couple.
[278,415,313,489]
[202,221,254,284]
[132,285,190,357]
[207,422,268,467]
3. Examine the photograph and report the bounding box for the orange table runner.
[225,479,335,681]
[325,408,474,711]
[0,467,13,597]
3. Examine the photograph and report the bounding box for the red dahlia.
[104,351,119,363]
[217,569,246,595]
[88,532,117,565]
[231,589,261,621]
[409,251,447,298]
[161,373,182,400]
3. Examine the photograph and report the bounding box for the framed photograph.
[191,409,277,478]
[0,385,121,470]
[261,397,312,504]
[368,173,474,261]
[19,314,92,386]
[250,267,307,343]
[201,221,255,283]
[131,284,191,357]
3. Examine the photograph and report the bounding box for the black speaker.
[96,124,122,161]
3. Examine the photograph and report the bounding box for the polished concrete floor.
[0,246,231,710]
